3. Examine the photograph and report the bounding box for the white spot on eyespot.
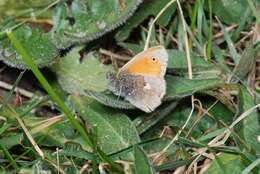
[144,83,151,90]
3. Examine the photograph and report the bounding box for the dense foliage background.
[0,0,259,173]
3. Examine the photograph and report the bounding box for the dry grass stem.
[0,80,34,98]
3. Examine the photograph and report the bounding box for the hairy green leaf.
[135,101,178,135]
[238,86,260,153]
[0,26,59,69]
[0,133,23,149]
[0,0,55,20]
[230,42,260,82]
[165,76,224,100]
[209,0,252,24]
[84,90,135,109]
[205,153,245,174]
[52,47,112,93]
[59,143,95,160]
[68,94,140,159]
[52,0,142,48]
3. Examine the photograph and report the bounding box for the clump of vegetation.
[0,0,259,173]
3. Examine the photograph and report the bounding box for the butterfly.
[107,46,168,112]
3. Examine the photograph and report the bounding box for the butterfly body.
[107,46,168,112]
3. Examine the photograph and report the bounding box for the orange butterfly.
[108,46,168,112]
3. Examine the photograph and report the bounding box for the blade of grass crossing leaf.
[178,1,204,55]
[6,30,123,173]
[239,151,260,172]
[155,156,204,172]
[207,0,213,60]
[241,157,260,174]
[6,30,93,148]
[92,154,98,174]
[197,0,204,45]
[202,8,209,40]
[134,145,154,174]
[84,90,134,110]
[239,87,260,153]
[96,148,124,174]
[0,143,19,170]
[186,21,204,54]
[69,95,140,161]
[216,17,240,65]
[191,0,199,31]
[232,7,252,41]
[20,96,49,117]
[219,120,251,151]
[177,137,206,148]
[189,0,199,47]
[59,143,95,161]
[165,20,178,47]
[6,126,70,169]
[229,41,259,82]
[197,128,226,141]
[177,16,185,51]
[0,96,45,159]
[212,46,230,72]
[144,0,177,50]
[0,123,12,135]
[5,70,25,100]
[135,101,178,135]
[0,70,25,110]
[91,126,98,174]
[108,138,159,160]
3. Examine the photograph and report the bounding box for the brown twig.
[213,24,238,40]
[99,48,131,61]
[0,80,34,98]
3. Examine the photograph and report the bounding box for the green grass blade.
[6,30,123,173]
[197,0,204,45]
[133,145,154,174]
[232,7,252,42]
[216,18,240,65]
[0,70,25,110]
[6,30,93,148]
[241,157,260,174]
[246,0,260,24]
[0,123,11,135]
[191,0,199,31]
[155,156,204,172]
[207,0,213,60]
[0,143,19,170]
